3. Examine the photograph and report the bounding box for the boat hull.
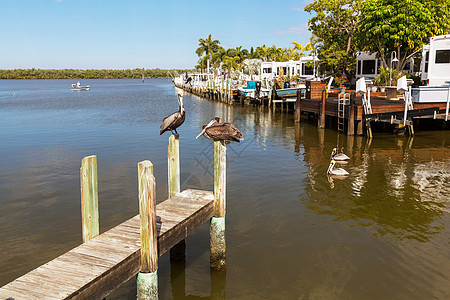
[276,86,306,98]
[70,86,90,91]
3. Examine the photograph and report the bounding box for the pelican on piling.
[196,117,244,143]
[160,90,185,136]
[327,160,349,176]
[330,148,350,161]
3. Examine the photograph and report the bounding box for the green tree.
[195,34,221,73]
[305,0,363,79]
[255,45,270,61]
[359,0,450,70]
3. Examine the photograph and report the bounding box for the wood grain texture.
[0,189,214,300]
[138,160,157,273]
[168,134,180,198]
[214,140,226,217]
[80,155,99,243]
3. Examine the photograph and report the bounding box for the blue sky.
[0,0,314,69]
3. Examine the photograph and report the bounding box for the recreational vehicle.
[412,35,450,103]
[260,56,319,81]
[355,51,419,82]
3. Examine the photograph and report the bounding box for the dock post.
[319,89,326,129]
[347,92,356,135]
[211,140,226,271]
[168,134,186,273]
[80,155,99,243]
[295,88,301,123]
[366,120,373,138]
[137,160,158,300]
[168,134,180,198]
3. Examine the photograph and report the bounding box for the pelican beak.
[196,129,205,139]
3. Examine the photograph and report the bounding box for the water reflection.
[1,79,449,298]
[294,123,449,242]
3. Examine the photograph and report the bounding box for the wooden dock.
[0,189,214,299]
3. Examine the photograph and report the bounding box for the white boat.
[70,83,90,91]
[238,81,269,98]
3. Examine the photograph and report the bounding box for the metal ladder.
[337,93,350,132]
[362,89,372,115]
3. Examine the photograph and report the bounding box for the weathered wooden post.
[137,160,158,300]
[319,89,326,129]
[295,88,301,123]
[80,155,99,243]
[168,133,186,274]
[347,92,356,136]
[211,140,226,271]
[168,134,180,198]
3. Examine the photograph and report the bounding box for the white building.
[260,56,319,81]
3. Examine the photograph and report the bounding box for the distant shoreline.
[0,68,193,80]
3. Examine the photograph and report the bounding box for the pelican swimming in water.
[160,90,185,136]
[196,117,243,143]
[330,148,350,161]
[327,160,349,176]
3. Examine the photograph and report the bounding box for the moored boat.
[275,85,306,98]
[238,81,269,98]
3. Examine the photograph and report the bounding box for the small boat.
[238,81,270,98]
[70,83,90,91]
[275,85,306,98]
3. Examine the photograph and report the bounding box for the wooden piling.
[347,92,356,136]
[137,160,158,299]
[295,88,301,123]
[319,89,326,129]
[80,155,99,243]
[168,134,180,198]
[211,140,226,271]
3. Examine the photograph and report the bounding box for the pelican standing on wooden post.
[196,116,243,271]
[160,90,185,137]
[196,117,244,143]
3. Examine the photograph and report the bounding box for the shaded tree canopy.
[359,0,450,70]
[305,0,363,80]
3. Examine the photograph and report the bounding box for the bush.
[373,66,401,86]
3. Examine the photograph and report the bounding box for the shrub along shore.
[0,68,194,79]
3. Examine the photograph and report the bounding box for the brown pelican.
[160,90,185,136]
[330,148,350,161]
[196,117,244,143]
[327,160,349,176]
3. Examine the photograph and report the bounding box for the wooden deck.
[299,96,449,121]
[0,189,214,300]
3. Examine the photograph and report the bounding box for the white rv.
[355,51,418,81]
[355,52,383,80]
[260,56,319,81]
[412,35,450,103]
[421,35,450,86]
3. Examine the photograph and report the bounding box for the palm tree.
[268,45,285,61]
[286,47,300,61]
[291,42,315,57]
[196,34,221,74]
[255,45,270,62]
[222,56,242,79]
[234,46,249,62]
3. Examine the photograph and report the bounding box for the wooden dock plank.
[0,189,214,300]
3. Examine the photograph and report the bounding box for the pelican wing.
[204,123,244,142]
[160,111,182,135]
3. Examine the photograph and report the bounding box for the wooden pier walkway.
[0,189,214,299]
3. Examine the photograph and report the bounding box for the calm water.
[0,79,449,299]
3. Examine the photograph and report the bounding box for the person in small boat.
[77,81,81,87]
